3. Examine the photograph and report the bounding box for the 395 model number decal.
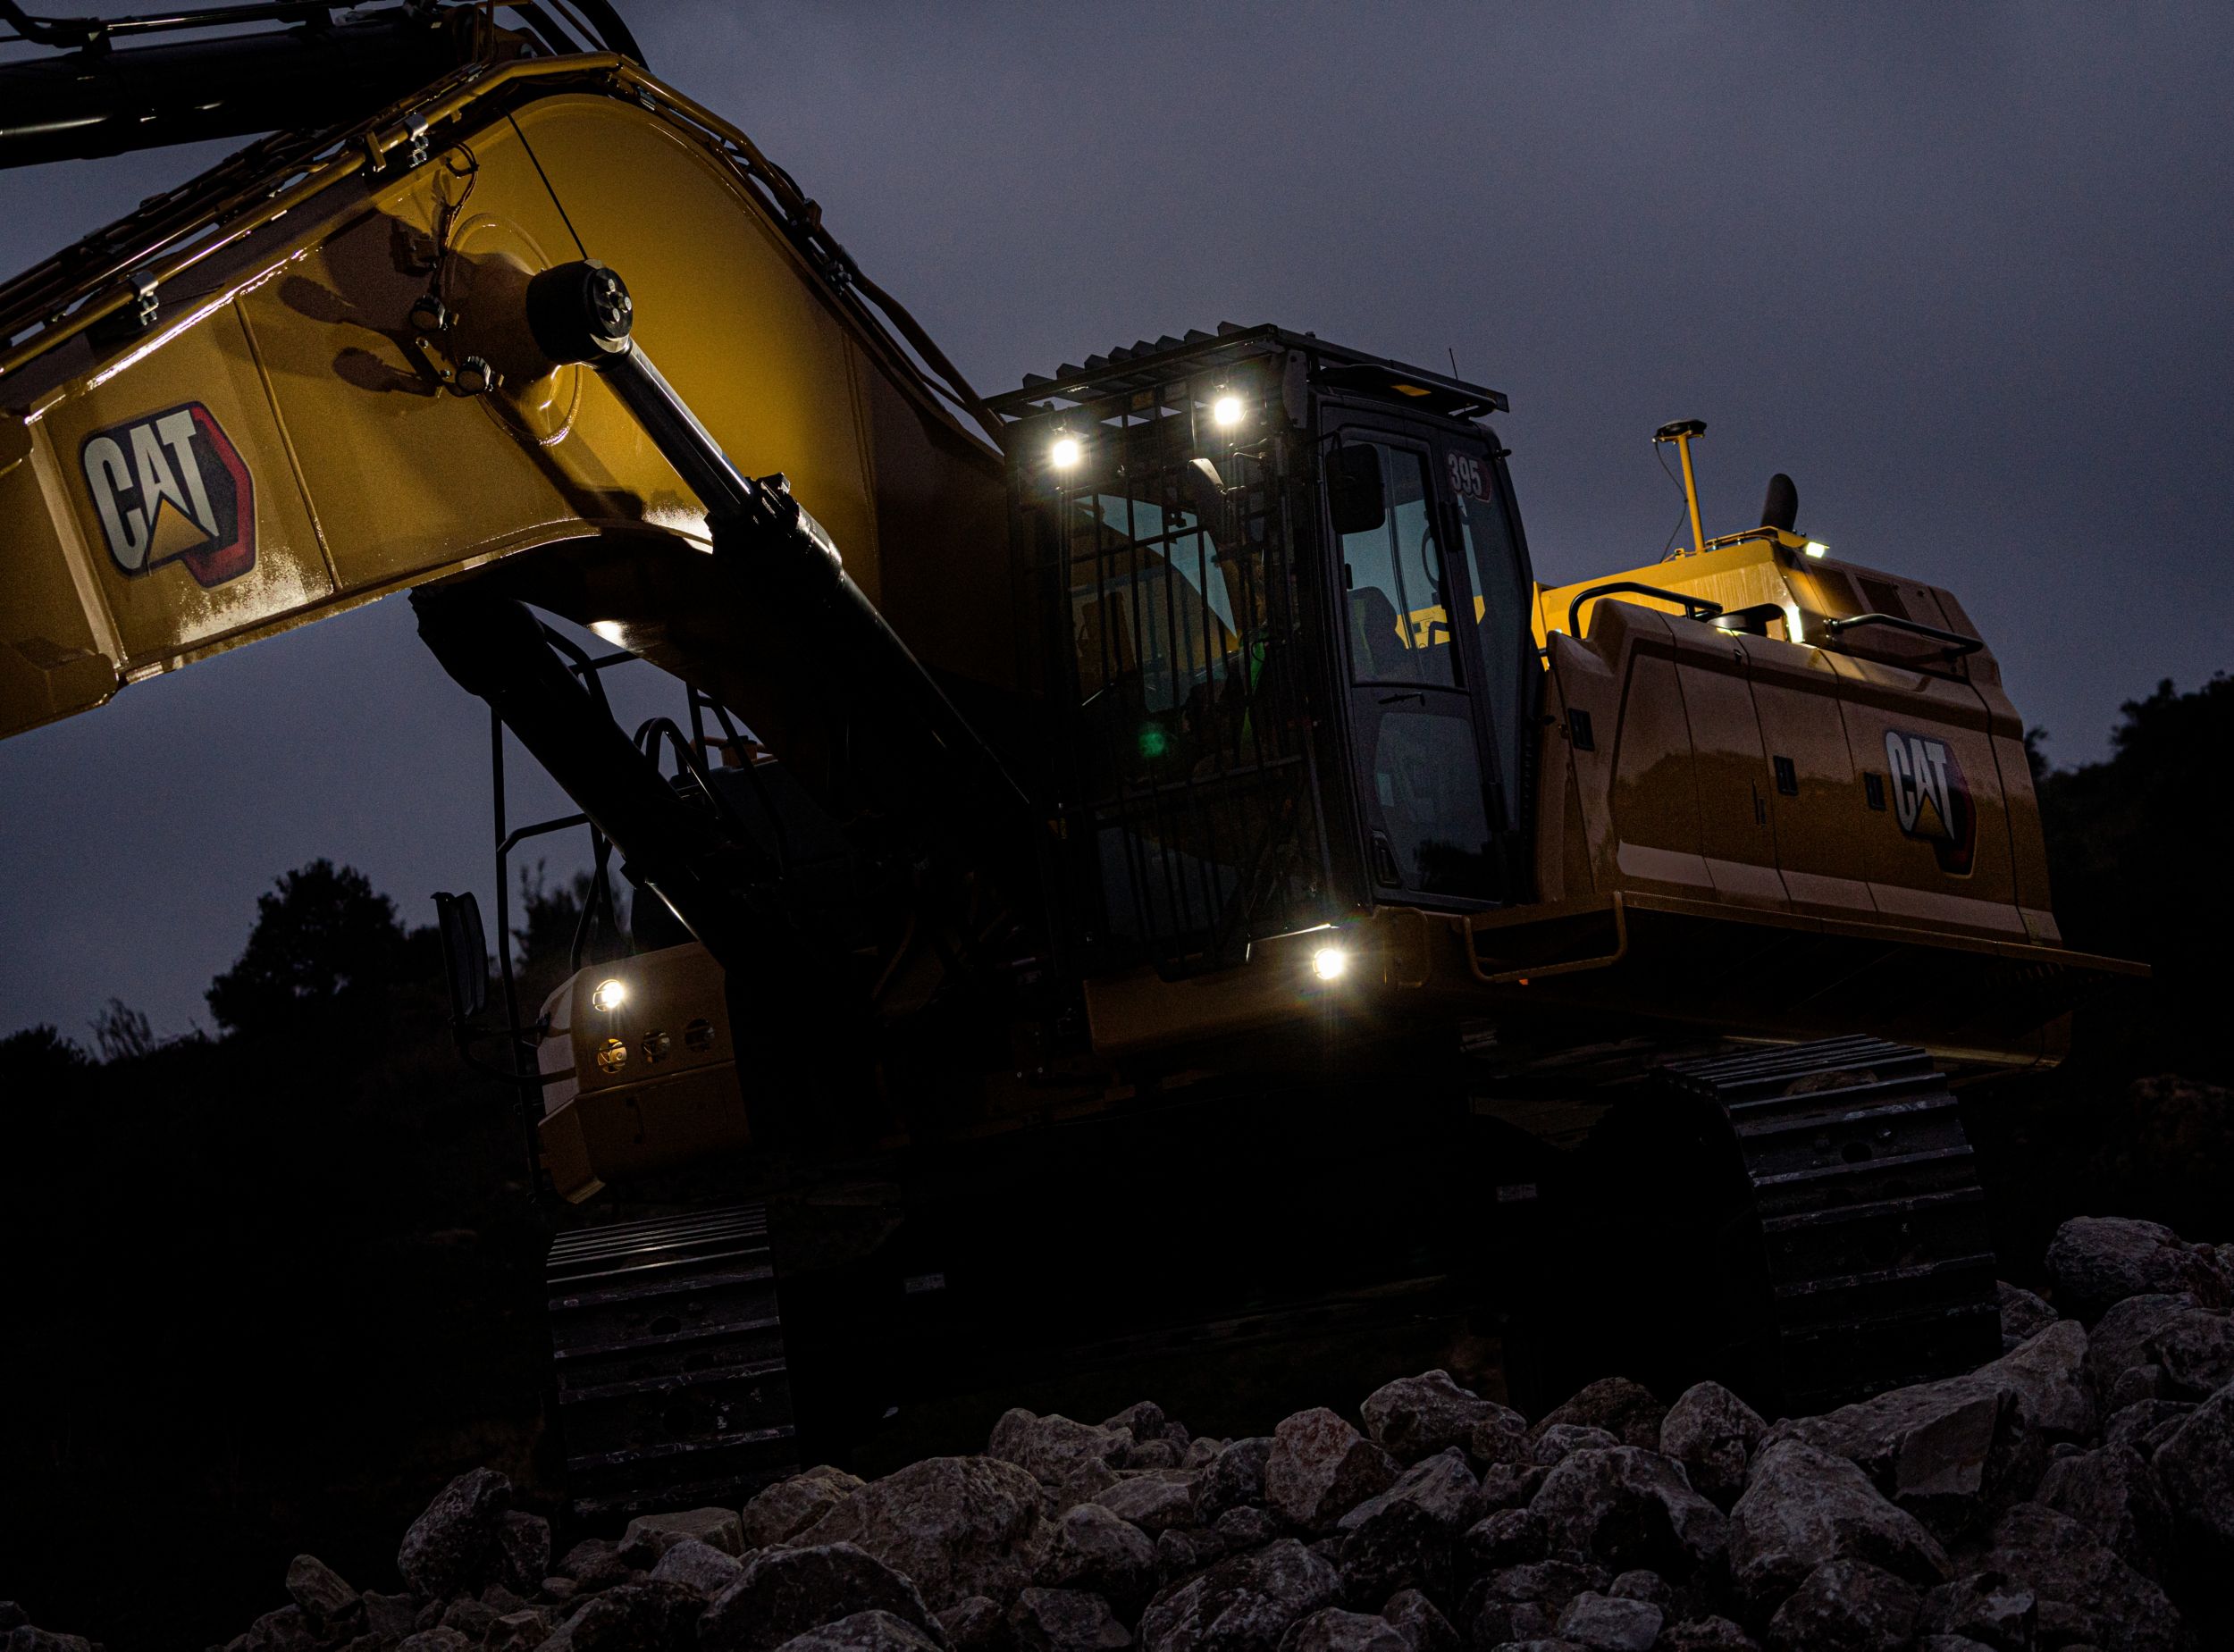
[1884,727,1976,876]
[80,402,256,588]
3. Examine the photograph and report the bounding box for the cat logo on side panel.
[80,403,255,588]
[1883,728,1976,876]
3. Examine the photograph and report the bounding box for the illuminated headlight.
[1213,394,1244,429]
[1802,540,1829,558]
[1312,944,1348,983]
[591,977,627,1012]
[1051,434,1082,470]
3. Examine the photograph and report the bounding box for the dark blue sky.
[4,3,2230,1042]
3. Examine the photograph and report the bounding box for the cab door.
[1325,422,1524,905]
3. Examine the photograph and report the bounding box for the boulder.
[497,1510,551,1595]
[1530,1447,1728,1579]
[1529,1379,1665,1451]
[993,1410,1136,1488]
[651,1537,745,1598]
[1038,1503,1159,1619]
[1213,1506,1281,1551]
[743,1465,869,1550]
[1105,1402,1170,1442]
[1197,1439,1275,1522]
[1657,1617,1759,1652]
[1264,1411,1398,1532]
[363,1593,419,1639]
[1918,1571,2037,1652]
[2044,1217,2230,1321]
[1138,1539,1342,1652]
[810,1456,1053,1610]
[558,1536,633,1591]
[938,1597,1007,1652]
[1977,1502,2192,1652]
[1008,1589,1131,1652]
[1359,1372,1499,1464]
[284,1555,358,1624]
[773,1611,946,1652]
[2087,1296,2199,1399]
[626,1507,744,1556]
[1336,1450,1480,1535]
[1728,1440,1950,1612]
[1552,1592,1661,1652]
[560,1580,704,1650]
[1762,1559,1919,1652]
[1604,1571,1666,1606]
[489,1609,549,1650]
[1157,1528,1231,1586]
[1130,1441,1185,1472]
[398,1630,473,1652]
[1998,1282,2060,1351]
[1457,1557,1607,1647]
[397,1468,512,1598]
[1531,1425,1620,1468]
[2151,1378,2234,1554]
[1336,1499,1456,1605]
[698,1543,940,1652]
[1461,1508,1545,1572]
[1094,1474,1203,1535]
[2103,1398,2195,1457]
[1271,1607,1408,1652]
[1375,1589,1456,1652]
[2035,1444,2175,1578]
[1467,1407,1530,1469]
[1658,1383,1767,1508]
[1474,1463,1542,1513]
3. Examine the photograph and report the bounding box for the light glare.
[1803,540,1829,558]
[1213,394,1244,429]
[591,977,627,1012]
[1311,945,1348,983]
[1051,435,1081,469]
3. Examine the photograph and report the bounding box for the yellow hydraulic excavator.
[0,1,2140,1515]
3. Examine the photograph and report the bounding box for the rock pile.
[11,1215,2231,1652]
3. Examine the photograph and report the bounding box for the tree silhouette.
[206,860,409,1036]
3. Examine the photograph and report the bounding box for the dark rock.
[1138,1539,1342,1652]
[2102,1399,2194,1457]
[1552,1592,1660,1652]
[440,1597,498,1640]
[497,1509,551,1595]
[1272,1607,1408,1652]
[1978,1502,2191,1652]
[1762,1559,1918,1652]
[489,1608,549,1650]
[1057,1462,1127,1515]
[1999,1283,2060,1351]
[941,1597,1009,1652]
[650,1537,744,1598]
[1658,1383,1767,1509]
[1603,1572,1665,1606]
[698,1543,940,1652]
[1197,1440,1276,1522]
[1466,1408,1530,1470]
[2152,1378,2234,1555]
[1728,1440,1950,1612]
[1915,1639,1998,1652]
[1214,1507,1281,1551]
[560,1538,633,1592]
[1457,1557,1607,1648]
[1338,1499,1457,1606]
[363,1593,418,1639]
[1529,1426,1618,1468]
[1266,1411,1399,1532]
[1106,1403,1171,1442]
[2035,1445,2174,1578]
[1530,1447,1727,1579]
[1130,1441,1186,1472]
[285,1554,359,1623]
[1157,1527,1231,1586]
[1657,1617,1759,1652]
[397,1467,511,1598]
[1376,1589,1456,1652]
[1919,1571,2036,1652]
[483,1581,527,1613]
[541,1577,578,1604]
[1460,1508,1544,1573]
[1096,1474,1204,1535]
[994,1410,1137,1489]
[1529,1379,1664,1452]
[1474,1463,1541,1514]
[0,1614,95,1652]
[742,1465,868,1550]
[1360,1372,1499,1465]
[2108,1363,2165,1410]
[397,1631,472,1652]
[1039,1503,1158,1619]
[2087,1296,2196,1400]
[2045,1218,2230,1321]
[1187,1440,1226,1472]
[1008,1589,1131,1652]
[1339,1451,1482,1535]
[774,1611,947,1652]
[625,1507,744,1556]
[810,1456,1053,1611]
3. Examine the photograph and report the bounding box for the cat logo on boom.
[79,402,255,588]
[1884,727,1976,875]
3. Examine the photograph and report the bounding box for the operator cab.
[994,325,1540,981]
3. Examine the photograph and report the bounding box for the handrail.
[1566,581,1723,642]
[1822,612,1984,658]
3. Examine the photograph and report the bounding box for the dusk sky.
[3,3,2230,1043]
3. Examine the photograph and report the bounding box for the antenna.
[1652,420,1708,558]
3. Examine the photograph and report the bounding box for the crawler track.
[1666,1035,2003,1411]
[546,1203,799,1519]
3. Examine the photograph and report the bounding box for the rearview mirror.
[1326,445,1386,536]
[433,890,491,1023]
